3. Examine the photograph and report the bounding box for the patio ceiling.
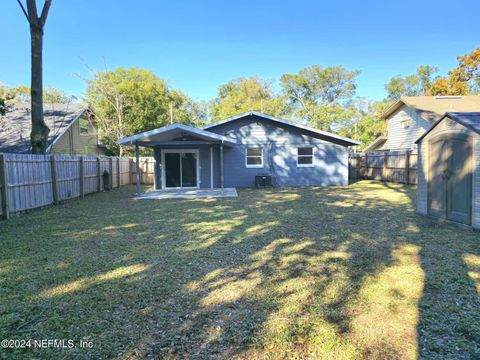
[117,123,237,147]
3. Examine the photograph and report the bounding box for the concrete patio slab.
[133,188,238,200]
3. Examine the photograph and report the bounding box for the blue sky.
[1,0,479,102]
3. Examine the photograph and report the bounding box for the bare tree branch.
[16,0,30,22]
[39,0,52,27]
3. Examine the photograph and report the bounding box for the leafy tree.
[3,85,70,104]
[0,85,15,115]
[280,65,360,131]
[385,65,439,100]
[338,100,389,149]
[429,47,480,95]
[16,0,52,154]
[44,87,69,103]
[209,76,286,120]
[85,67,204,155]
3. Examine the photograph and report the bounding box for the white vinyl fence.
[0,153,155,219]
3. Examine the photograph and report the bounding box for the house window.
[79,119,89,135]
[400,119,412,129]
[246,147,263,168]
[297,147,314,167]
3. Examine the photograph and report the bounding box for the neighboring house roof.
[201,111,360,146]
[363,136,387,152]
[381,96,480,122]
[117,123,237,147]
[0,103,86,153]
[415,112,480,144]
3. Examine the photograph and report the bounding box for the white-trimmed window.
[79,119,89,135]
[246,147,263,168]
[297,147,314,167]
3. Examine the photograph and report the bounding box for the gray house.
[365,96,480,152]
[118,111,359,192]
[415,112,480,229]
[0,103,106,155]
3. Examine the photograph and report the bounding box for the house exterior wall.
[383,105,432,151]
[417,117,480,229]
[206,115,349,187]
[51,116,106,156]
[151,115,350,189]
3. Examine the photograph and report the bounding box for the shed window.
[297,147,314,167]
[79,119,89,135]
[246,147,263,168]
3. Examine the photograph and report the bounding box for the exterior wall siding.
[417,117,480,229]
[51,116,106,156]
[208,115,349,187]
[383,105,433,151]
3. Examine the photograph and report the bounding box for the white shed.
[415,112,480,229]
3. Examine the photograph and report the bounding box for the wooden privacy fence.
[132,156,155,185]
[349,150,417,185]
[0,154,155,220]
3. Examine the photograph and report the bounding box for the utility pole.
[170,103,173,124]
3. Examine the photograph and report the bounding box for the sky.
[1,0,479,102]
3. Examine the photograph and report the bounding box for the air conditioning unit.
[255,174,272,188]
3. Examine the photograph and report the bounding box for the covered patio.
[117,123,237,196]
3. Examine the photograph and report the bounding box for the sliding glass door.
[163,150,199,188]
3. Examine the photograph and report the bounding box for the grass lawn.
[0,181,479,359]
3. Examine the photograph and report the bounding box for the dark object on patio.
[103,170,111,191]
[255,174,273,188]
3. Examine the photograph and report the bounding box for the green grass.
[0,181,479,359]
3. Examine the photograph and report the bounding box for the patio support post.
[210,145,214,189]
[135,143,141,195]
[220,143,224,191]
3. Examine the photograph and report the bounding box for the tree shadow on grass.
[0,182,479,359]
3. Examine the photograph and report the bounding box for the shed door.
[446,137,472,225]
[428,138,447,218]
[428,134,472,225]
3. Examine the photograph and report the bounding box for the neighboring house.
[415,112,480,229]
[118,111,359,189]
[0,103,107,155]
[365,96,480,152]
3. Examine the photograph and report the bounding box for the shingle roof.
[415,112,480,144]
[381,96,480,122]
[0,103,85,153]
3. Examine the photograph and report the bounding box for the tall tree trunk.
[30,23,49,154]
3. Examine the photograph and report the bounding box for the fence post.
[109,157,113,190]
[383,152,388,181]
[79,156,85,198]
[50,155,59,205]
[117,157,121,187]
[97,157,101,192]
[364,153,368,179]
[0,154,10,220]
[405,150,411,185]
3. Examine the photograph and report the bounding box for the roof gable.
[381,96,480,122]
[415,112,480,144]
[201,111,359,146]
